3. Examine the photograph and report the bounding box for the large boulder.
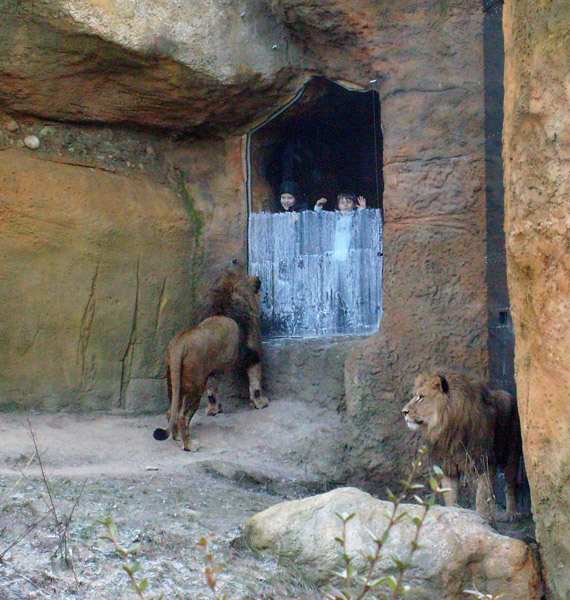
[242,487,543,600]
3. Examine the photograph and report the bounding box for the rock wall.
[1,0,487,494]
[0,135,248,410]
[343,3,488,487]
[503,1,570,598]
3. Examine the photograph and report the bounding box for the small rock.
[24,135,40,150]
[6,119,19,132]
[145,466,159,471]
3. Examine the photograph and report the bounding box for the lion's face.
[402,374,448,434]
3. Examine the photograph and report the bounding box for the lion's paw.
[497,510,522,523]
[206,403,222,416]
[183,441,199,452]
[253,395,269,409]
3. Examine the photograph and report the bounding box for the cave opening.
[247,77,384,340]
[247,77,383,213]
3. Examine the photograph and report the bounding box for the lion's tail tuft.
[153,428,169,441]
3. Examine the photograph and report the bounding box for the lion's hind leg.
[247,362,269,409]
[205,373,222,416]
[154,364,180,442]
[179,393,200,452]
[502,461,521,521]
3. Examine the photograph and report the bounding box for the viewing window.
[247,78,384,339]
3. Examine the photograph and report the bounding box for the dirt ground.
[0,396,345,600]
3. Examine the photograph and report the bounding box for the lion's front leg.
[475,467,496,519]
[441,475,459,507]
[246,362,269,409]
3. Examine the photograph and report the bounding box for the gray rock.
[242,487,543,600]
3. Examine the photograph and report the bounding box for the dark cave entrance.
[247,77,383,213]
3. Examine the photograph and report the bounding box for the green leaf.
[358,550,376,562]
[139,579,148,592]
[390,552,409,571]
[126,544,140,554]
[364,526,380,544]
[429,476,439,492]
[385,488,398,503]
[323,589,344,600]
[336,512,356,522]
[130,561,142,574]
[331,570,347,579]
[432,465,444,477]
[384,575,398,591]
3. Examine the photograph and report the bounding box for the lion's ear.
[428,375,449,394]
[250,276,261,293]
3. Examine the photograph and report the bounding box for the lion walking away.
[153,263,269,451]
[402,370,522,520]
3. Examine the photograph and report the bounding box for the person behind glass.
[278,181,310,212]
[314,191,366,213]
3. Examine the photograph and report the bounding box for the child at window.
[314,192,366,213]
[278,181,310,212]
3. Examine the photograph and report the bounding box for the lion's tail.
[153,355,182,442]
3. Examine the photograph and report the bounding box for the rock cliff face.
[503,2,570,598]
[0,0,486,524]
[0,0,487,444]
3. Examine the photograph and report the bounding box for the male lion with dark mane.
[402,370,522,520]
[153,261,268,452]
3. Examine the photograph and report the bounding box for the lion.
[153,262,269,452]
[402,370,522,520]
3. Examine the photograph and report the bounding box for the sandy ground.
[0,397,345,600]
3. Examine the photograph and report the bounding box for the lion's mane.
[407,370,498,478]
[202,265,262,367]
